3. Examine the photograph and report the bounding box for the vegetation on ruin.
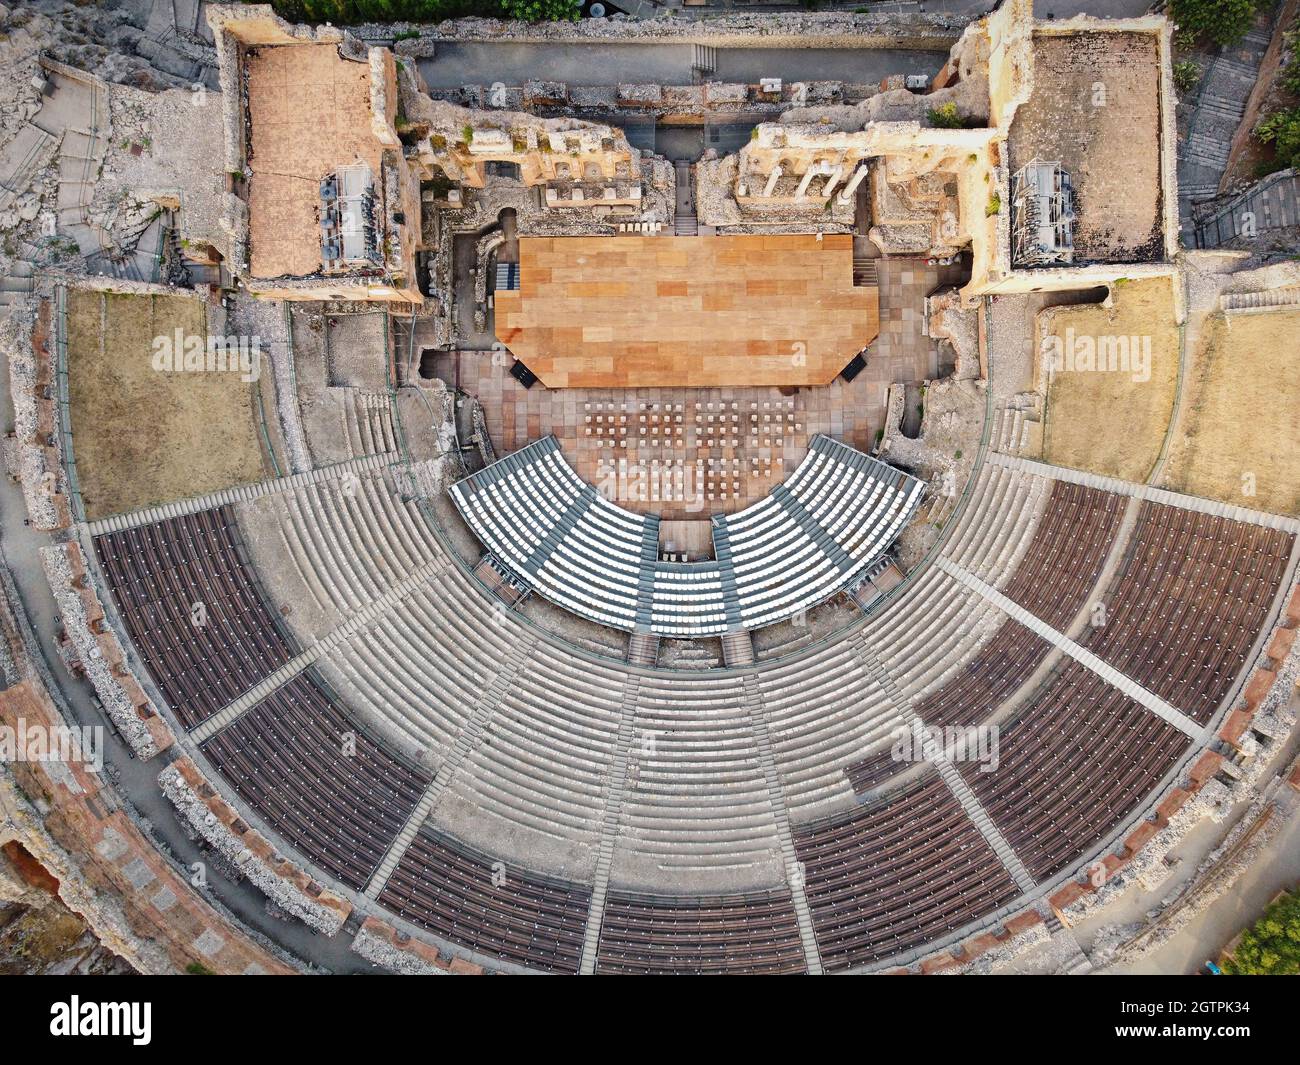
[1222,892,1300,975]
[1248,17,1300,174]
[269,0,579,24]
[1172,59,1202,94]
[500,0,581,20]
[926,103,965,129]
[1170,0,1259,47]
[1256,107,1300,171]
[1281,21,1300,95]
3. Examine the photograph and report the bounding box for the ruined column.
[763,165,783,198]
[795,166,818,199]
[821,164,846,202]
[837,163,869,204]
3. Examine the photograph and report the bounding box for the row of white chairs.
[450,436,925,639]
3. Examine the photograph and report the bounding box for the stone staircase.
[578,674,641,974]
[1194,168,1299,249]
[740,672,823,974]
[853,254,878,287]
[722,629,755,667]
[626,630,660,666]
[1220,286,1300,312]
[0,252,36,315]
[674,160,698,236]
[1177,1,1283,239]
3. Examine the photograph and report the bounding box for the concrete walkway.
[935,556,1209,742]
[986,453,1300,534]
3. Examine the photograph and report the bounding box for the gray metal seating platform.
[450,435,925,638]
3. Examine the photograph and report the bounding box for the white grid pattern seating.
[450,435,925,639]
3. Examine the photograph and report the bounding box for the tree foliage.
[1222,892,1300,975]
[1171,0,1259,48]
[269,0,578,25]
[500,0,581,21]
[1257,106,1300,171]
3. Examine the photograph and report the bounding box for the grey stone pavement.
[418,42,949,90]
[617,0,1156,19]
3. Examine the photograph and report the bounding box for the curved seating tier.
[939,462,1051,585]
[720,436,924,629]
[199,671,432,892]
[377,826,591,974]
[595,889,806,975]
[87,429,1294,973]
[450,435,925,638]
[95,506,298,729]
[958,659,1190,881]
[999,481,1126,629]
[616,672,779,879]
[845,620,1053,794]
[1079,504,1293,724]
[793,771,1021,971]
[842,482,1126,792]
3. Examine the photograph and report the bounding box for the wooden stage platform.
[494,234,879,388]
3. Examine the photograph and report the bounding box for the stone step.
[1198,94,1246,119]
[1212,56,1260,81]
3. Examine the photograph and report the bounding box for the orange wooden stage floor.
[494,234,879,388]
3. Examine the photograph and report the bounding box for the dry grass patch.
[66,290,267,519]
[1162,309,1300,516]
[1038,277,1179,483]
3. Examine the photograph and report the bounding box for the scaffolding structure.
[1010,159,1075,267]
[320,164,379,268]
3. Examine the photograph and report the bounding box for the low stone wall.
[883,909,1049,974]
[0,674,294,974]
[2,305,71,532]
[160,757,352,937]
[368,11,969,50]
[40,541,172,759]
[351,916,485,975]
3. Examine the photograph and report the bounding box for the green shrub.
[1256,106,1300,170]
[1173,60,1202,94]
[499,0,580,20]
[1222,892,1300,975]
[268,1,563,26]
[927,102,965,129]
[1280,22,1300,97]
[1170,0,1259,48]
